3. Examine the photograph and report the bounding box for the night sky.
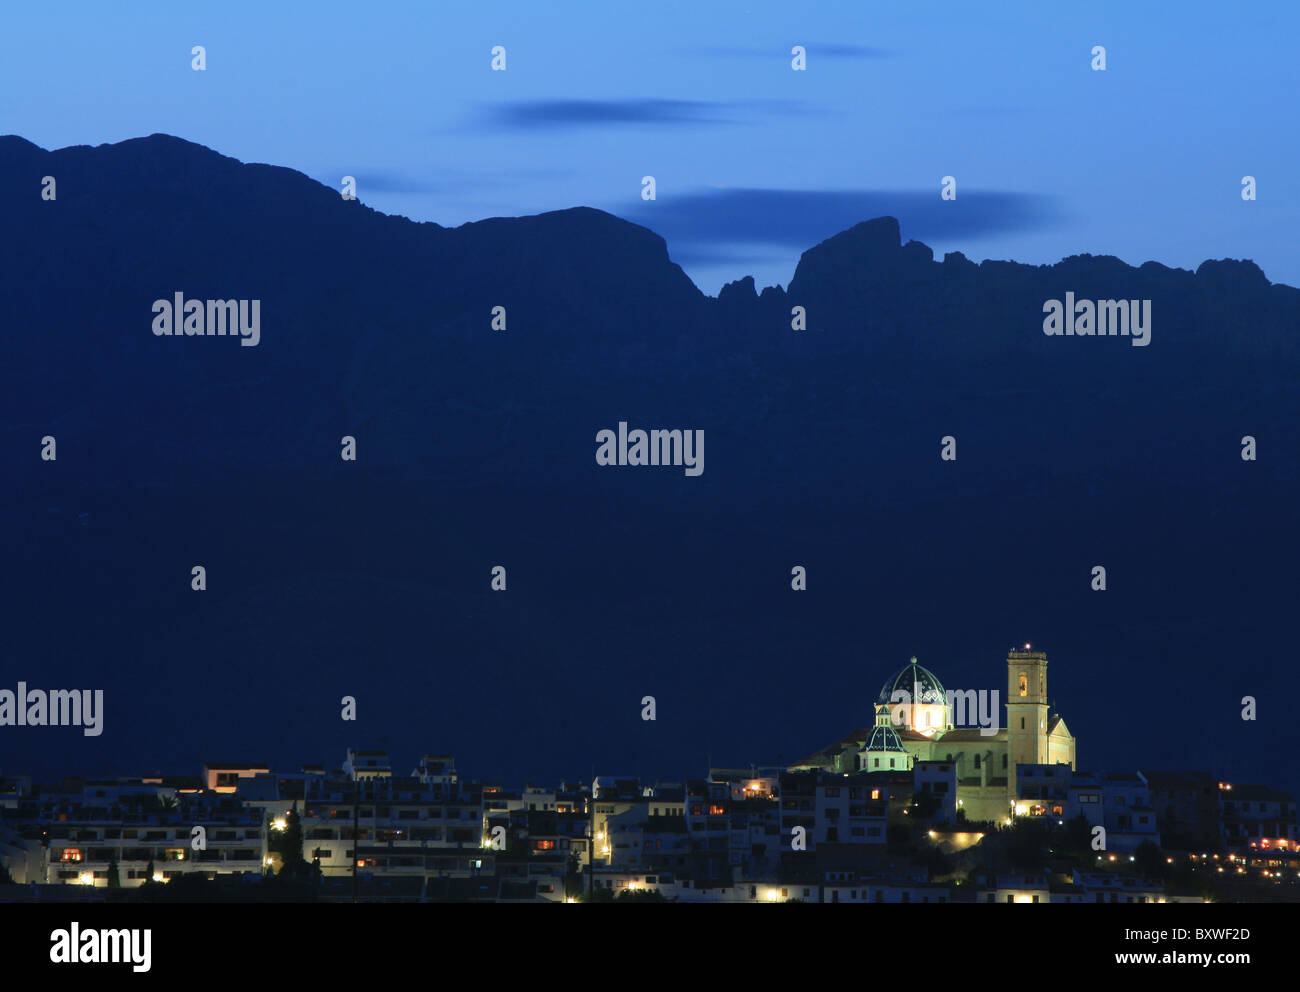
[2,0,1296,294]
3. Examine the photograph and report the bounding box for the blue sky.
[3,0,1296,293]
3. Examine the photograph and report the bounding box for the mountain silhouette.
[1,134,1295,798]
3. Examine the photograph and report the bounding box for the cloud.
[665,244,793,268]
[478,98,804,130]
[612,188,1063,253]
[316,166,574,196]
[343,170,444,194]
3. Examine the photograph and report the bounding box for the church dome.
[878,657,946,706]
[864,724,907,752]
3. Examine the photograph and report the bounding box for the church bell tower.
[1006,646,1050,798]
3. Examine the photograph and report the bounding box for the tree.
[0,860,15,885]
[1134,840,1167,880]
[1004,820,1051,868]
[135,872,223,903]
[1169,856,1197,889]
[1064,814,1093,855]
[563,854,584,900]
[271,802,311,880]
[916,844,955,878]
[616,888,667,902]
[107,856,121,888]
[913,792,942,821]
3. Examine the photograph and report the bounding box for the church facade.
[791,648,1077,823]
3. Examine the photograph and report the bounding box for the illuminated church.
[791,647,1077,822]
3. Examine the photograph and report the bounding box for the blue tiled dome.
[878,657,946,706]
[864,724,906,752]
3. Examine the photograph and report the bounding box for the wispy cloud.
[315,166,574,196]
[613,188,1063,252]
[477,98,805,131]
[342,169,443,194]
[665,244,793,268]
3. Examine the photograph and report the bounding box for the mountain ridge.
[3,133,1287,298]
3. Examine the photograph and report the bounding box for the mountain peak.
[787,216,919,298]
[0,134,44,152]
[819,215,902,255]
[1195,257,1270,289]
